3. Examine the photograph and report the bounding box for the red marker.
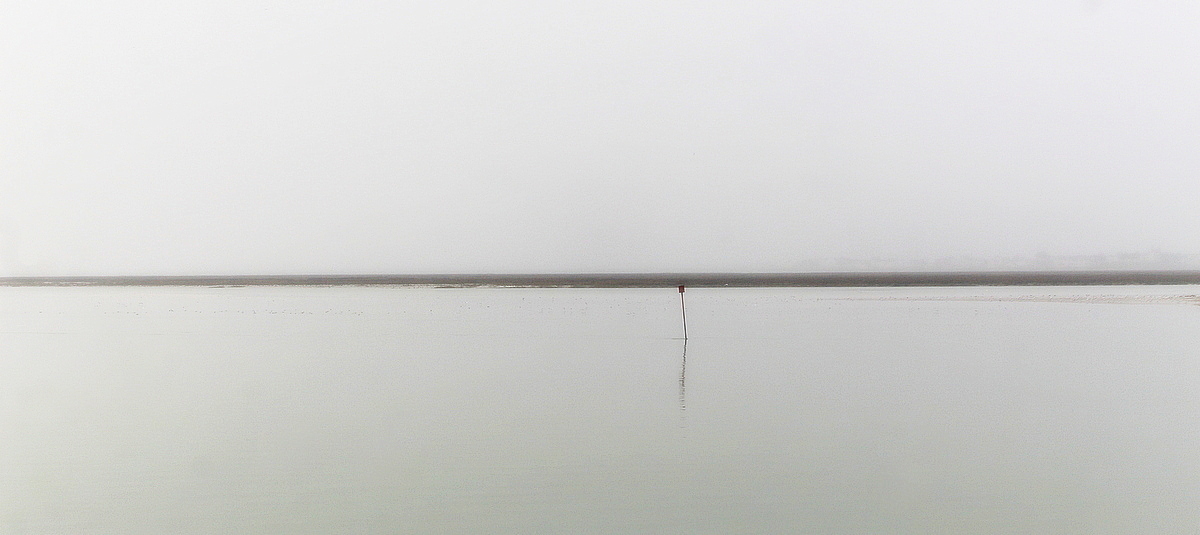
[678,285,685,293]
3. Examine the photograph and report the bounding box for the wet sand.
[4,270,1200,287]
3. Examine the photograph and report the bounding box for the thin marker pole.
[678,285,688,340]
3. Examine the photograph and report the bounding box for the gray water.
[2,286,1199,533]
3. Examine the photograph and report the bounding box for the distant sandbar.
[4,271,1200,288]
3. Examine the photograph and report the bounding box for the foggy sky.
[4,1,1200,275]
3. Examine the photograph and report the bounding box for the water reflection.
[5,286,1200,533]
[678,338,687,412]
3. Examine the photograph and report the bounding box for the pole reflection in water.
[678,338,687,413]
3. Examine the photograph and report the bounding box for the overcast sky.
[3,1,1200,275]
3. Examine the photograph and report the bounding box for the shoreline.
[4,271,1200,288]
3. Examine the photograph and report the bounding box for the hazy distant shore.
[4,271,1200,288]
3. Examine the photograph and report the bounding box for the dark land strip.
[4,271,1200,288]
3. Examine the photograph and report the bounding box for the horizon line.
[4,270,1200,288]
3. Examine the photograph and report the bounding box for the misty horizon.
[7,2,1200,276]
[5,251,1200,278]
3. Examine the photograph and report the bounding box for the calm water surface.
[2,286,1199,533]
